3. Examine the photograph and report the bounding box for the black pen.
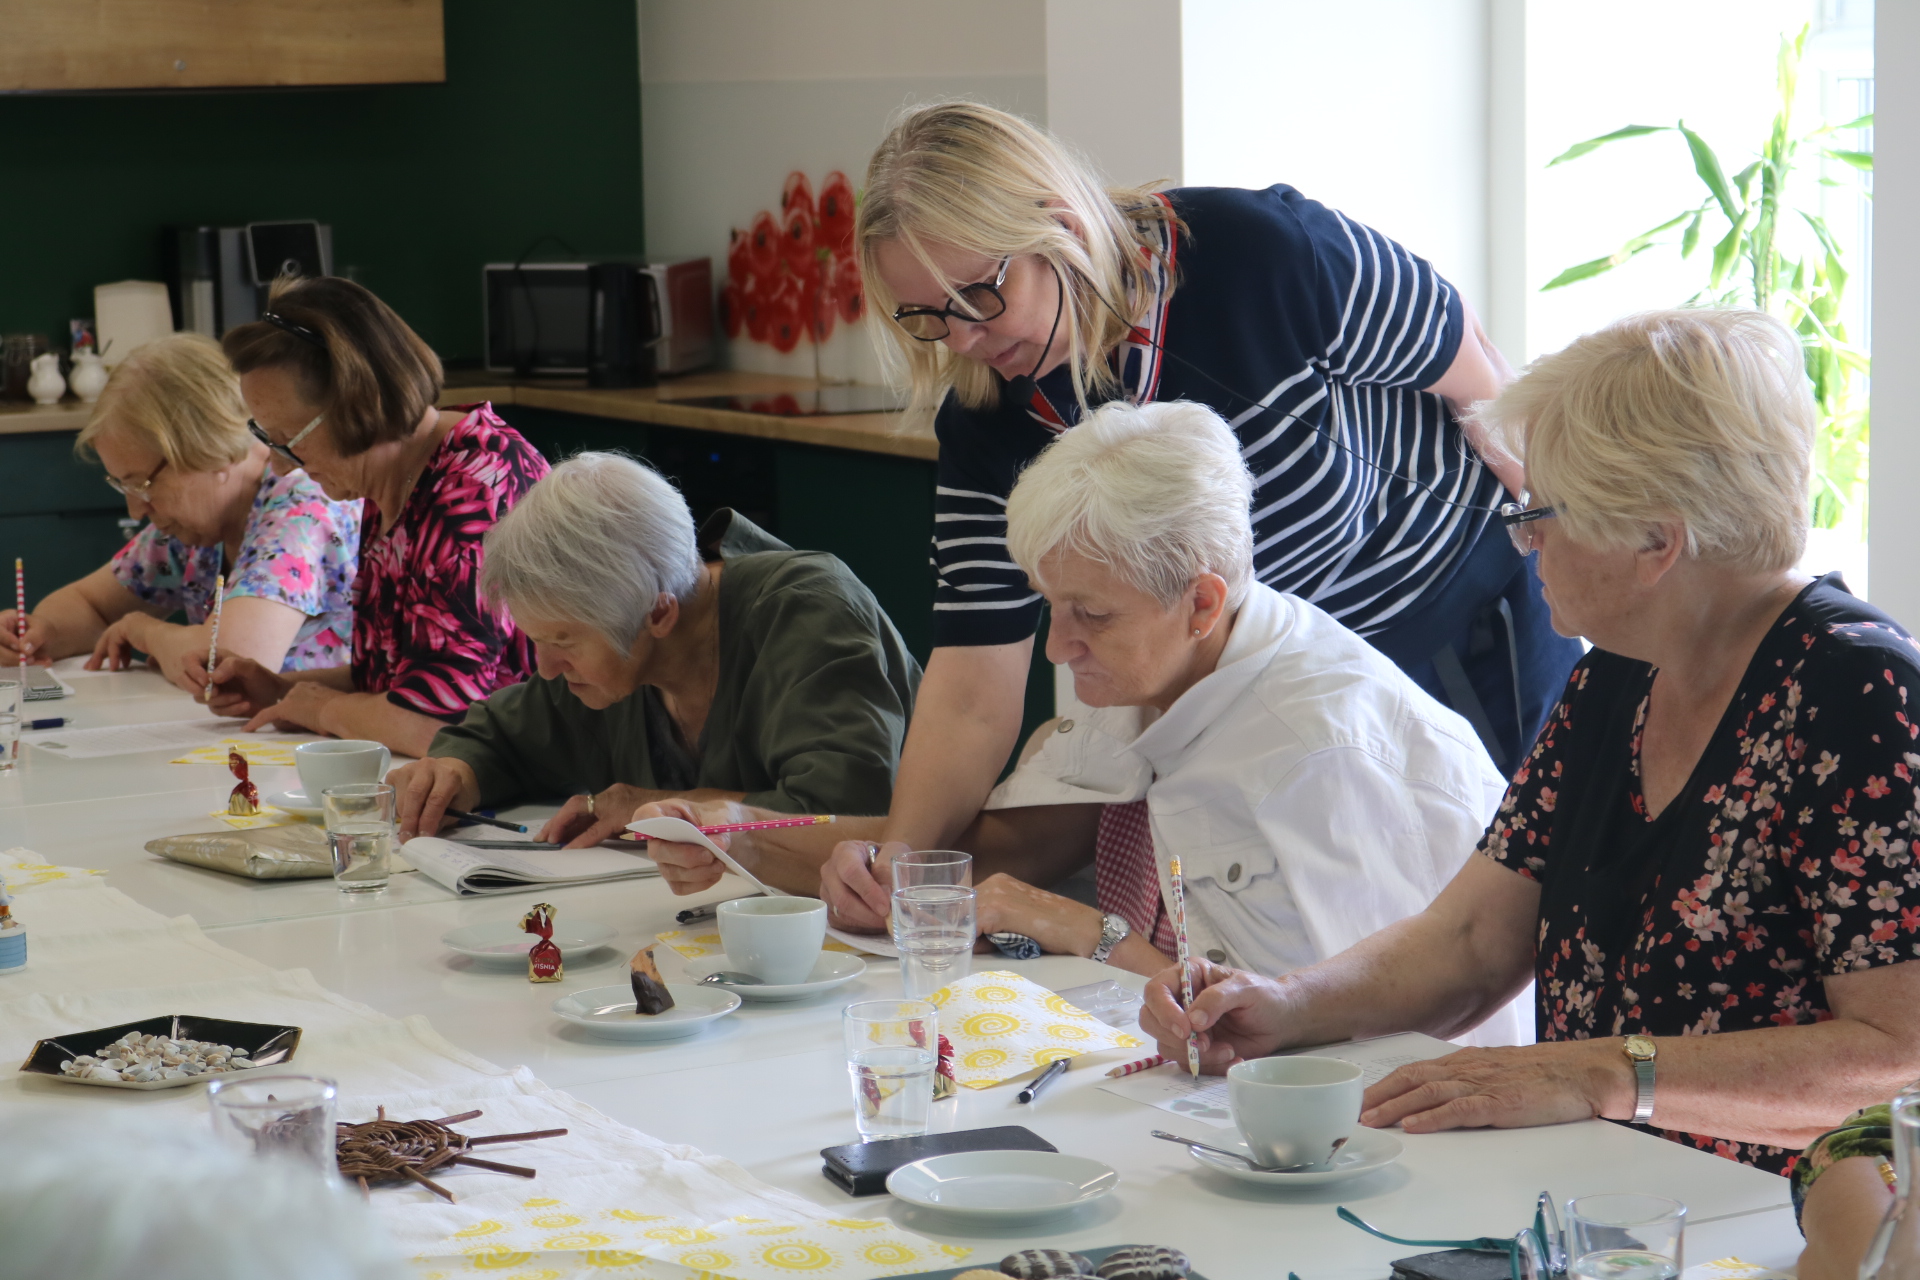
[445,807,528,834]
[26,716,67,730]
[1018,1058,1070,1103]
[676,904,718,925]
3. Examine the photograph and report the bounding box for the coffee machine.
[164,221,333,336]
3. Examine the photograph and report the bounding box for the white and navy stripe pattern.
[929,185,1501,646]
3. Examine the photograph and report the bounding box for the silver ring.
[863,842,879,871]
[583,792,597,817]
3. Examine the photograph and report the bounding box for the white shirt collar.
[1130,584,1296,772]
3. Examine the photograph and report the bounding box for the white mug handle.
[376,745,392,780]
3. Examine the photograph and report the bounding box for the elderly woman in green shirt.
[388,451,920,846]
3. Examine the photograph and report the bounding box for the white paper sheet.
[403,836,660,896]
[1096,1030,1458,1129]
[23,717,287,759]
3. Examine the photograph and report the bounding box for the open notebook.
[403,836,660,896]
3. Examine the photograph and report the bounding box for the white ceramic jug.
[27,352,65,405]
[68,348,108,403]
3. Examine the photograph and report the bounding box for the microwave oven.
[483,258,713,380]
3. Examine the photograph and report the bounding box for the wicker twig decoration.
[334,1107,568,1203]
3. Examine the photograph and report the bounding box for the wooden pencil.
[203,574,225,701]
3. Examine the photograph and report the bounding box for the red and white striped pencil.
[202,574,225,701]
[1106,1054,1170,1079]
[628,814,837,840]
[1171,855,1200,1079]
[13,558,25,655]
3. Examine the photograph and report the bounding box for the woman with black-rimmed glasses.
[817,100,1582,934]
[205,276,548,759]
[0,333,359,692]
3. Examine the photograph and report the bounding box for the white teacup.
[295,739,392,801]
[717,896,827,985]
[1227,1055,1364,1170]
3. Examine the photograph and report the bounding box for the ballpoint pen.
[1018,1057,1069,1103]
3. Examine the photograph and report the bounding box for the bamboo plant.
[1542,25,1873,530]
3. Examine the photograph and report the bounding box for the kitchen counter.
[0,371,930,462]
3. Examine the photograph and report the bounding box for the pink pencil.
[1171,856,1200,1079]
[1106,1054,1170,1079]
[13,558,24,655]
[626,815,837,841]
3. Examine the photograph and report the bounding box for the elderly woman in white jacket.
[638,399,1524,1040]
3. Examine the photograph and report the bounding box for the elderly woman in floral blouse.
[1141,308,1920,1174]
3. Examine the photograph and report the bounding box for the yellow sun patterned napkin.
[1,849,108,890]
[930,970,1144,1088]
[171,738,300,767]
[412,1202,971,1280]
[206,804,305,830]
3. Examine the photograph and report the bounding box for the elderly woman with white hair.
[387,451,920,846]
[1142,309,1920,1174]
[637,401,1520,1029]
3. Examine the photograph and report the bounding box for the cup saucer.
[1184,1128,1402,1187]
[268,790,324,818]
[684,951,866,1000]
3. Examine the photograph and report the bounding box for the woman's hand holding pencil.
[1137,958,1293,1075]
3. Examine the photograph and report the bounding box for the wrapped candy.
[934,1033,957,1100]
[521,903,563,982]
[226,748,259,817]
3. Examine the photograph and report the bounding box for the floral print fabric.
[109,465,360,671]
[1482,576,1920,1174]
[350,403,546,719]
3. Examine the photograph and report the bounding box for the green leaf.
[1546,124,1668,167]
[1540,255,1627,290]
[1709,214,1747,289]
[1680,121,1741,223]
[1825,149,1874,171]
[1681,208,1704,258]
[1833,112,1874,132]
[1732,161,1762,199]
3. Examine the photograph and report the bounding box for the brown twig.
[333,1108,565,1205]
[466,1127,569,1145]
[453,1154,537,1177]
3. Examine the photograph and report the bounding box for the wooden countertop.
[1,370,936,462]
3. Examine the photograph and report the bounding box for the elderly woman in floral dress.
[1142,309,1920,1173]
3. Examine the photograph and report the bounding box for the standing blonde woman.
[0,334,359,692]
[820,101,1580,929]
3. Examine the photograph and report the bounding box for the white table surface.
[3,669,1805,1277]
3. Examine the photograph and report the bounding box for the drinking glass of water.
[323,782,395,893]
[891,849,972,892]
[0,677,19,773]
[207,1073,339,1178]
[843,999,938,1142]
[892,884,976,999]
[1567,1193,1684,1280]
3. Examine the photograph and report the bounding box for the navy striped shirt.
[930,184,1501,646]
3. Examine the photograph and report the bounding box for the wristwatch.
[1623,1035,1657,1124]
[1090,912,1131,965]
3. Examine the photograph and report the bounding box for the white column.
[1484,0,1528,363]
[1044,0,1185,185]
[1870,2,1919,628]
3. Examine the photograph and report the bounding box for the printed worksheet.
[1097,1030,1457,1128]
[25,718,295,760]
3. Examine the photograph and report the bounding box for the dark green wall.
[0,0,642,362]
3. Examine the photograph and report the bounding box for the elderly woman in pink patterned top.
[0,334,358,691]
[207,278,547,759]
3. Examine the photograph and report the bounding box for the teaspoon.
[700,970,764,986]
[1149,1129,1323,1173]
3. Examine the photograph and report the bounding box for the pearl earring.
[1191,628,1202,636]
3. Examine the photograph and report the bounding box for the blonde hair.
[76,333,252,472]
[1478,309,1814,573]
[1007,399,1254,610]
[856,101,1180,418]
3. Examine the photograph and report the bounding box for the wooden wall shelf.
[1,0,445,93]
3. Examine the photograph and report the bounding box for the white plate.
[887,1150,1119,1223]
[551,983,739,1041]
[1184,1128,1402,1187]
[442,920,616,963]
[268,790,324,818]
[684,951,866,1000]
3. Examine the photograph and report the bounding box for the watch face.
[1625,1035,1656,1060]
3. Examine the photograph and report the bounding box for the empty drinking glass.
[891,849,972,892]
[323,782,395,893]
[843,999,938,1141]
[892,884,975,999]
[207,1073,339,1178]
[1567,1193,1685,1280]
[0,678,18,773]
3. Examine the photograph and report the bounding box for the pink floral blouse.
[350,404,547,719]
[109,467,360,671]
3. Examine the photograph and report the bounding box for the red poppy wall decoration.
[722,170,864,355]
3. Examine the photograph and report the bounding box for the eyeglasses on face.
[104,458,169,501]
[1499,496,1558,557]
[892,257,1013,341]
[248,412,325,467]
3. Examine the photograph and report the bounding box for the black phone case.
[819,1124,1058,1196]
[1391,1250,1515,1280]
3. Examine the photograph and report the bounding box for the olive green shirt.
[431,511,920,815]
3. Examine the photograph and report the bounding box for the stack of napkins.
[931,970,1144,1088]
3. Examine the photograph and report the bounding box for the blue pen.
[27,717,66,730]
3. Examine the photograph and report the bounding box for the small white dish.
[886,1150,1119,1224]
[551,983,739,1041]
[268,790,324,818]
[442,920,616,963]
[684,950,866,1000]
[1184,1127,1402,1187]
